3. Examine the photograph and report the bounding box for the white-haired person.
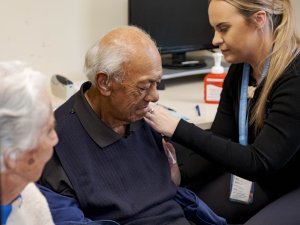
[0,61,58,225]
[37,26,227,225]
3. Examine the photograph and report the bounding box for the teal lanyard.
[239,58,271,145]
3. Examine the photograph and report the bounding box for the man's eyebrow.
[138,77,161,83]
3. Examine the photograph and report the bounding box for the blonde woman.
[145,0,300,224]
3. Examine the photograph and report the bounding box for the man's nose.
[145,83,159,103]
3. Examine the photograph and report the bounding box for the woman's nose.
[212,31,223,47]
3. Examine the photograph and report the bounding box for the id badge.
[229,175,254,204]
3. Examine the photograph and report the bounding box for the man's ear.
[252,10,267,29]
[95,73,111,96]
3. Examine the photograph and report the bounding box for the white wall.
[0,0,300,80]
[292,0,300,36]
[0,0,127,80]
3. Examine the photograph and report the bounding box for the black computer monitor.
[128,0,215,68]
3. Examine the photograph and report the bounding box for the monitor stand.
[162,52,206,69]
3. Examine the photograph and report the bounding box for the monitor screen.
[128,0,215,68]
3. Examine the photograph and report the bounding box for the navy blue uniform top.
[39,82,189,225]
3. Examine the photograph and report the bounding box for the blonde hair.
[209,0,300,132]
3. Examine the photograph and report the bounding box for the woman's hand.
[163,139,181,186]
[144,105,180,137]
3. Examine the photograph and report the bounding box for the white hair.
[84,36,131,85]
[0,61,49,171]
[84,26,154,85]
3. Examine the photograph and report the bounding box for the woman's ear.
[253,10,267,29]
[4,152,17,170]
[95,73,111,96]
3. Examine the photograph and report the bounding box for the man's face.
[109,47,162,123]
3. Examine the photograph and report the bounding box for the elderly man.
[38,26,226,225]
